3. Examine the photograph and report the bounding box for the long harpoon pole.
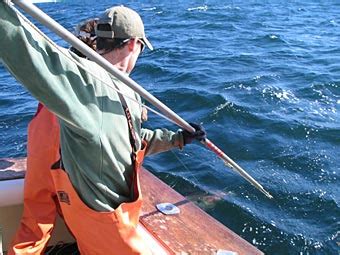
[11,0,273,199]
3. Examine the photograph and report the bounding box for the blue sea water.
[0,0,339,254]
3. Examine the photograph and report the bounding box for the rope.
[4,0,12,5]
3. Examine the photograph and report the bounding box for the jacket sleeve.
[0,2,99,136]
[141,128,184,156]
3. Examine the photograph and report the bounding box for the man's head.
[96,6,153,55]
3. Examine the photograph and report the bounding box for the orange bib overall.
[10,105,157,254]
[51,143,151,255]
[10,104,61,254]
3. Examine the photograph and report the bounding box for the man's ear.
[127,38,138,52]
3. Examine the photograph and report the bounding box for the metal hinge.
[156,203,180,215]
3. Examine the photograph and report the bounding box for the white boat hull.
[0,204,75,253]
[0,179,24,207]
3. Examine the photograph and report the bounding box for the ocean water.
[0,1,339,254]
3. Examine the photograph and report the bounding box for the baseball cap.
[96,6,153,50]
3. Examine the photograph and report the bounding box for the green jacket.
[0,2,184,211]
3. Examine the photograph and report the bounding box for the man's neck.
[101,49,131,74]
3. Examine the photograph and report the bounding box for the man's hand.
[181,122,207,145]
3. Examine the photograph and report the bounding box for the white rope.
[4,0,13,5]
[9,3,176,126]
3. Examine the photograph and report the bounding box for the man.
[0,3,205,254]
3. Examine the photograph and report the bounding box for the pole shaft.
[11,0,272,198]
[204,139,273,198]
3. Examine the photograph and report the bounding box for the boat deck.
[0,158,263,254]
